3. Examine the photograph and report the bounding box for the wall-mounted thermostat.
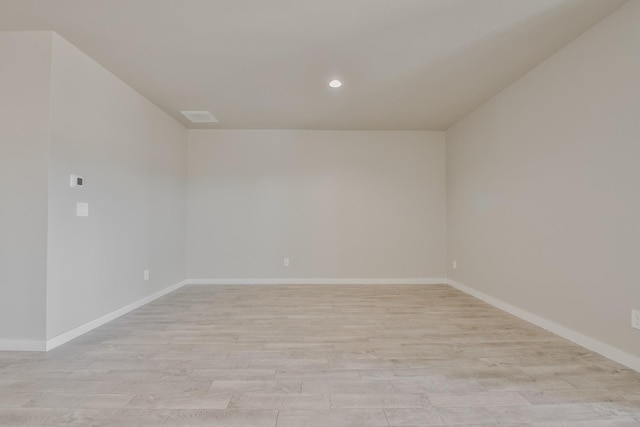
[70,175,84,188]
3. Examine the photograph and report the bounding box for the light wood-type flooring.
[1,284,639,426]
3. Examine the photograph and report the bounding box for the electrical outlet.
[144,269,150,281]
[283,258,290,268]
[452,260,457,270]
[632,309,640,330]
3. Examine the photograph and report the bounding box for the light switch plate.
[76,202,89,217]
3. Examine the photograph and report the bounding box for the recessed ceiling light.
[180,110,218,123]
[329,79,342,88]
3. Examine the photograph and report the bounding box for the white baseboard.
[43,280,188,352]
[185,278,447,286]
[0,339,46,352]
[447,279,640,373]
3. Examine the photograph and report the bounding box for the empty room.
[0,0,639,425]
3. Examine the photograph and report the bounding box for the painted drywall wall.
[46,34,187,339]
[0,32,51,342]
[188,130,446,280]
[447,0,640,359]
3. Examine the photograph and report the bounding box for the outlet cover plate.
[632,309,640,330]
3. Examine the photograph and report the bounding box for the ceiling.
[0,0,627,130]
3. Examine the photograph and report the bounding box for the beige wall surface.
[0,32,51,341]
[46,34,187,339]
[447,1,640,358]
[188,130,446,280]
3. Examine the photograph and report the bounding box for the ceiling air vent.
[180,110,218,123]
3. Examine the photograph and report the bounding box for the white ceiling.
[0,0,627,130]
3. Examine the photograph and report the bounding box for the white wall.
[0,32,51,342]
[45,34,187,339]
[188,130,446,281]
[447,0,640,360]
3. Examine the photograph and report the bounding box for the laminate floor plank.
[0,284,638,426]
